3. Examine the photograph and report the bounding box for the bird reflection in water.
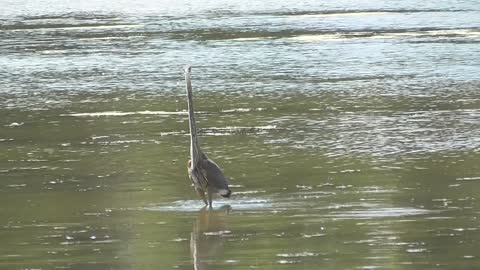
[191,205,232,270]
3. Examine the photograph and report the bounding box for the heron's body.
[184,66,231,207]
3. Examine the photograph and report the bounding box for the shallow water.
[1,0,480,269]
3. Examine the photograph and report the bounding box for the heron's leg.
[207,188,213,209]
[195,188,208,206]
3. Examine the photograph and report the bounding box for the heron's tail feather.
[219,189,231,198]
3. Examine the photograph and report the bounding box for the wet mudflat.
[1,0,480,269]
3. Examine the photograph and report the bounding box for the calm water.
[1,0,480,269]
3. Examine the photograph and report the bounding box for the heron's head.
[184,65,192,74]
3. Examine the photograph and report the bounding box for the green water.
[2,0,480,269]
[2,90,480,269]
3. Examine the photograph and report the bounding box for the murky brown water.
[1,0,480,269]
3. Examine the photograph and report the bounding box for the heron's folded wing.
[201,159,229,190]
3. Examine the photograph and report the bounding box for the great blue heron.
[184,66,231,208]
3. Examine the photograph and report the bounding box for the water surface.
[1,0,480,269]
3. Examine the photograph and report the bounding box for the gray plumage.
[184,66,231,207]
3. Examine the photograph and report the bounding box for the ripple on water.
[277,260,299,264]
[456,176,480,181]
[64,111,190,117]
[276,252,320,265]
[143,198,272,212]
[200,125,278,136]
[328,207,437,219]
[141,191,439,218]
[277,252,320,258]
[63,108,273,117]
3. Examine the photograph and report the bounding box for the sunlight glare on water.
[1,0,480,269]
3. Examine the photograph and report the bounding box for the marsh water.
[1,0,480,269]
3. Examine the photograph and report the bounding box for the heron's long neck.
[185,70,201,165]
